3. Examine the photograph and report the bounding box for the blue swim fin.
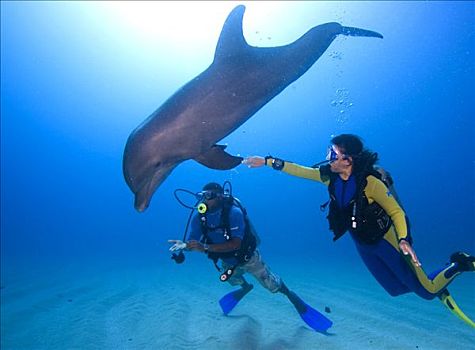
[287,291,333,332]
[219,283,253,315]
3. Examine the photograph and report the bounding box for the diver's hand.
[186,240,206,252]
[168,240,187,252]
[399,240,421,267]
[243,156,265,168]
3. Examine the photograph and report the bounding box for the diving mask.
[326,146,348,162]
[200,190,220,200]
[197,190,222,213]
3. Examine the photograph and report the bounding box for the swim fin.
[438,289,475,328]
[286,291,333,332]
[219,283,253,315]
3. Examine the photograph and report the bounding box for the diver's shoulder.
[365,173,387,189]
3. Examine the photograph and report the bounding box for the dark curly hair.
[331,134,378,174]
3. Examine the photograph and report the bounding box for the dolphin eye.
[155,161,162,168]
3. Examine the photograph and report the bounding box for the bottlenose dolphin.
[123,5,382,212]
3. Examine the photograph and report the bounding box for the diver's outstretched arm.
[242,156,265,168]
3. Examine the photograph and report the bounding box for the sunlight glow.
[96,1,336,49]
[101,2,232,44]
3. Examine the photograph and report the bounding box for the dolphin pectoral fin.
[194,145,243,170]
[341,26,383,39]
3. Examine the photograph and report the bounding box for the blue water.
[1,1,474,348]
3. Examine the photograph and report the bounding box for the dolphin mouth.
[133,165,176,212]
[134,178,157,212]
[134,195,150,213]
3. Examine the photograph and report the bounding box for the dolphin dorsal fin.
[213,5,249,63]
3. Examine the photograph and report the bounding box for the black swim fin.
[219,283,253,315]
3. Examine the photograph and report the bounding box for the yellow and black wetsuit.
[265,158,462,300]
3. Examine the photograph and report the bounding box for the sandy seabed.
[1,255,474,350]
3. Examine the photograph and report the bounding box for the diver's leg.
[352,236,411,296]
[218,262,253,315]
[381,227,470,299]
[221,261,250,288]
[241,249,282,293]
[411,251,475,293]
[242,250,332,331]
[372,237,436,299]
[409,259,466,298]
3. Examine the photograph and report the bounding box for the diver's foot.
[219,284,253,316]
[278,282,291,296]
[450,252,475,272]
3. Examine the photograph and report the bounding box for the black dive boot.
[450,252,475,272]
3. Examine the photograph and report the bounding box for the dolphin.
[123,5,382,212]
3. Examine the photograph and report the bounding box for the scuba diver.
[243,134,475,328]
[168,181,332,333]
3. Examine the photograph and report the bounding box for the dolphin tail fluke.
[194,144,243,170]
[341,26,383,39]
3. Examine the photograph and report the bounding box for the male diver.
[244,134,475,328]
[169,182,332,332]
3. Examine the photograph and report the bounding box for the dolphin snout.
[134,191,151,213]
[131,165,176,212]
[135,203,147,213]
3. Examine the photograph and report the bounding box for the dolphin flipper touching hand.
[123,5,382,212]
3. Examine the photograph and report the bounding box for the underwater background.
[1,1,474,349]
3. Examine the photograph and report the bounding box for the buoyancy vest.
[321,165,393,244]
[199,197,259,264]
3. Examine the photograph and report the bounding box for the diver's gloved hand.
[242,156,265,168]
[168,239,187,252]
